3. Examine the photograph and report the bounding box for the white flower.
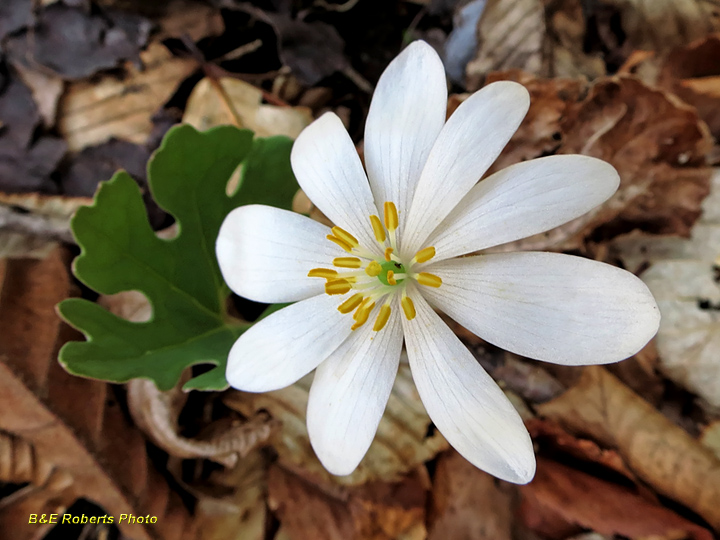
[216,41,660,484]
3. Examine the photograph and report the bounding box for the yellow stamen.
[308,268,338,279]
[417,272,442,288]
[331,226,358,247]
[384,202,398,231]
[373,304,392,331]
[369,215,386,243]
[384,247,394,262]
[413,247,436,264]
[325,279,352,295]
[333,257,362,269]
[401,296,416,320]
[354,297,373,316]
[352,301,375,330]
[327,234,353,252]
[365,261,382,277]
[338,293,364,314]
[387,270,396,286]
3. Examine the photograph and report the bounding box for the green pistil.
[377,260,406,286]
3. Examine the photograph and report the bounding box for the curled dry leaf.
[427,450,515,540]
[596,0,720,52]
[537,366,720,530]
[267,464,428,540]
[520,458,714,540]
[127,378,278,467]
[183,77,313,138]
[610,170,720,408]
[57,42,196,151]
[466,0,605,88]
[100,288,280,467]
[224,364,449,486]
[0,249,195,540]
[481,72,713,252]
[700,422,720,457]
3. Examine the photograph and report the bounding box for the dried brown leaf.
[521,458,714,540]
[0,250,195,540]
[537,366,720,530]
[480,73,713,252]
[427,450,515,540]
[224,364,448,486]
[267,464,427,540]
[57,42,196,151]
[466,0,605,88]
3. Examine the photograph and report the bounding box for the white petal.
[307,301,403,475]
[402,292,535,484]
[226,294,354,392]
[364,41,447,235]
[217,205,338,303]
[402,81,530,258]
[426,155,620,261]
[291,113,380,251]
[423,253,661,365]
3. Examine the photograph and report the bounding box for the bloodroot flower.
[216,41,660,483]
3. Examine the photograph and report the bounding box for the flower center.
[307,201,442,332]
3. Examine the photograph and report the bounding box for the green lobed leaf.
[58,125,298,391]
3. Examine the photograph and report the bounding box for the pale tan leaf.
[224,363,449,486]
[612,170,720,408]
[183,77,313,138]
[537,366,720,530]
[58,42,196,151]
[0,250,195,540]
[700,421,720,458]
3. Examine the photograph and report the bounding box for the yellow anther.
[387,270,397,286]
[384,202,398,231]
[354,297,373,316]
[351,301,375,330]
[365,261,382,277]
[333,257,362,269]
[308,268,338,279]
[373,304,392,331]
[325,279,352,295]
[338,293,364,314]
[413,246,436,264]
[327,234,353,252]
[369,215,386,243]
[331,226,358,247]
[417,272,442,288]
[384,247,394,262]
[401,296,416,320]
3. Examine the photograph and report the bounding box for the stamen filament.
[325,279,352,295]
[327,234,353,252]
[338,293,364,313]
[401,295,416,320]
[331,226,359,247]
[308,268,338,279]
[369,215,386,243]
[416,272,442,288]
[333,257,362,269]
[373,304,392,331]
[413,247,436,264]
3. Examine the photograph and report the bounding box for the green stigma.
[378,260,406,286]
